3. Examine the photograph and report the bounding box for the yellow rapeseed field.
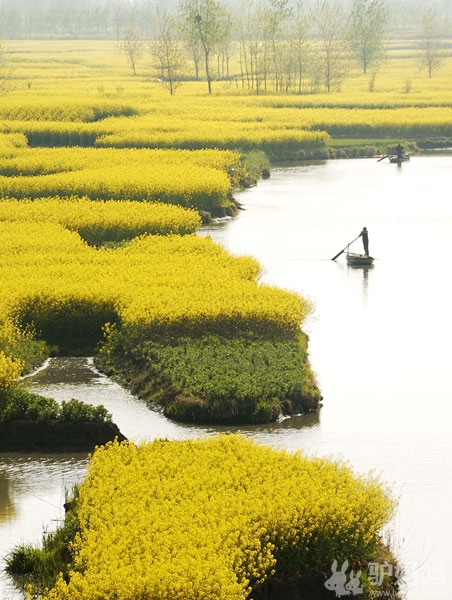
[0,39,410,596]
[0,197,201,242]
[41,435,395,600]
[3,39,452,154]
[0,218,310,349]
[0,140,239,209]
[2,37,450,390]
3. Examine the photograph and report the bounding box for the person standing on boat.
[359,227,369,256]
[395,143,404,159]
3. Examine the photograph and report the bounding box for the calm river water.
[1,156,451,599]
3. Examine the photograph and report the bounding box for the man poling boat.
[359,227,369,255]
[378,142,410,163]
[331,227,374,266]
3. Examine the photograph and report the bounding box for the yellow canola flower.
[0,221,311,344]
[0,147,239,209]
[0,197,201,241]
[0,351,23,393]
[0,133,28,159]
[42,436,395,600]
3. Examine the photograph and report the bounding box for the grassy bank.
[98,332,321,424]
[326,138,419,159]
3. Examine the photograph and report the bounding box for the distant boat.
[346,252,374,266]
[389,154,410,164]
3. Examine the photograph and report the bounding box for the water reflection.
[24,357,100,386]
[0,472,15,523]
[0,454,87,599]
[348,263,373,306]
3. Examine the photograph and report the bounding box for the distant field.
[2,39,452,154]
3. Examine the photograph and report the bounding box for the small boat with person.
[332,227,374,267]
[377,143,410,164]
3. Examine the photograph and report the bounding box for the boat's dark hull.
[389,154,410,163]
[346,252,374,266]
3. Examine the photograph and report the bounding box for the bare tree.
[418,8,445,79]
[151,8,185,95]
[179,0,227,94]
[348,0,387,74]
[237,0,268,94]
[118,25,144,76]
[215,5,233,79]
[263,0,293,92]
[312,0,349,93]
[284,0,311,94]
[111,0,130,41]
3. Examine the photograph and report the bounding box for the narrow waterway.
[1,156,452,599]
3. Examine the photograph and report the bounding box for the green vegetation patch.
[99,333,321,423]
[3,388,112,424]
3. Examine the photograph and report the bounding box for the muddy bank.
[0,420,126,453]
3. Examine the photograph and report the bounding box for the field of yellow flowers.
[0,195,317,421]
[2,38,451,412]
[3,38,450,412]
[41,435,395,600]
[0,196,201,243]
[0,38,412,597]
[3,39,452,159]
[0,134,240,212]
[0,218,309,343]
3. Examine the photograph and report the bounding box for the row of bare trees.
[128,0,446,95]
[0,0,448,96]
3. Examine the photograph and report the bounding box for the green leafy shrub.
[5,545,45,575]
[4,388,111,423]
[60,398,111,423]
[5,388,59,421]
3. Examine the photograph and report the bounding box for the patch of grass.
[99,333,321,423]
[241,150,271,185]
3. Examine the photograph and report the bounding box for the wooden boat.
[346,252,374,266]
[389,153,410,163]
